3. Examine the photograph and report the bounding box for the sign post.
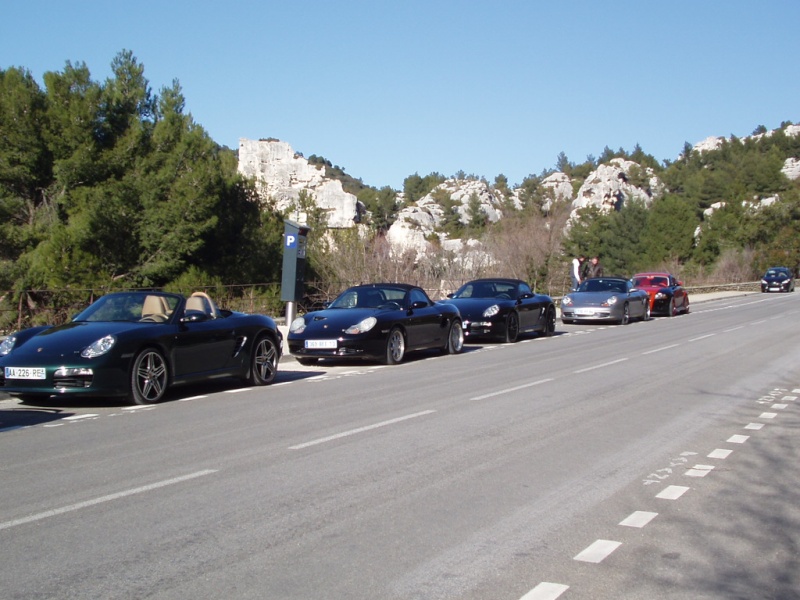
[281,220,311,326]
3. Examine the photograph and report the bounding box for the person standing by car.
[571,255,585,290]
[585,255,604,278]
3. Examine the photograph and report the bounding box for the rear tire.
[249,335,278,385]
[383,327,405,365]
[130,348,168,405]
[642,302,651,321]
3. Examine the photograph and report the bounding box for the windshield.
[579,279,627,293]
[632,276,668,288]
[452,281,518,299]
[329,286,407,309]
[73,293,180,322]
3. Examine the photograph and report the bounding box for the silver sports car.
[561,277,650,325]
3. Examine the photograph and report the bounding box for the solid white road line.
[642,344,679,355]
[574,358,628,374]
[471,379,554,401]
[0,470,218,531]
[288,410,436,450]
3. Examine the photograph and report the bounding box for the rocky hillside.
[238,125,800,254]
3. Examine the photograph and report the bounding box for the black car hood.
[294,307,400,336]
[442,298,508,318]
[9,321,162,359]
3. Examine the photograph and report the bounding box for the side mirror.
[410,300,428,310]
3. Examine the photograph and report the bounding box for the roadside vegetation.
[2,51,798,328]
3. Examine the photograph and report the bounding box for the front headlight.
[562,296,573,306]
[761,279,767,285]
[81,335,116,358]
[655,292,667,300]
[289,317,306,334]
[0,334,18,356]
[602,296,619,307]
[483,304,500,318]
[345,316,377,334]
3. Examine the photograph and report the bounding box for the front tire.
[666,298,675,317]
[619,303,630,325]
[505,312,519,343]
[446,319,464,354]
[249,335,278,385]
[130,348,168,405]
[642,302,651,321]
[383,327,405,365]
[543,306,556,336]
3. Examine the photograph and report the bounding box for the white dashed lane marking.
[619,511,658,528]
[519,582,569,600]
[656,485,690,500]
[574,539,622,563]
[728,434,750,443]
[708,448,733,459]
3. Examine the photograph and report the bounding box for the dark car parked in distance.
[288,283,463,365]
[761,267,795,292]
[441,278,556,343]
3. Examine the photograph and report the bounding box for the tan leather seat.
[141,295,169,321]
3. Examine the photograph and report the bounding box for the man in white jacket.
[571,255,585,291]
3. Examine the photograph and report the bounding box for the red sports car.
[631,272,690,317]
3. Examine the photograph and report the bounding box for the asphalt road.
[1,292,799,599]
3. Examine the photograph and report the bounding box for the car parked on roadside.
[0,291,281,404]
[761,267,795,293]
[561,277,650,325]
[440,278,556,343]
[288,283,463,365]
[631,272,690,316]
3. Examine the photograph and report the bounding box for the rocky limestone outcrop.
[237,138,358,228]
[386,179,506,254]
[569,158,662,218]
[691,124,800,155]
[782,157,800,181]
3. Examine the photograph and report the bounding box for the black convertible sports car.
[441,278,556,342]
[0,291,282,404]
[288,283,463,365]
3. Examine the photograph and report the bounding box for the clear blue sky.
[2,1,798,190]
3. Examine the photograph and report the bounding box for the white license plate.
[5,366,46,380]
[305,339,338,349]
[575,308,597,316]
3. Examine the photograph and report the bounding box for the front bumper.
[461,318,503,340]
[561,308,616,321]
[287,336,386,361]
[762,283,791,292]
[1,363,129,397]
